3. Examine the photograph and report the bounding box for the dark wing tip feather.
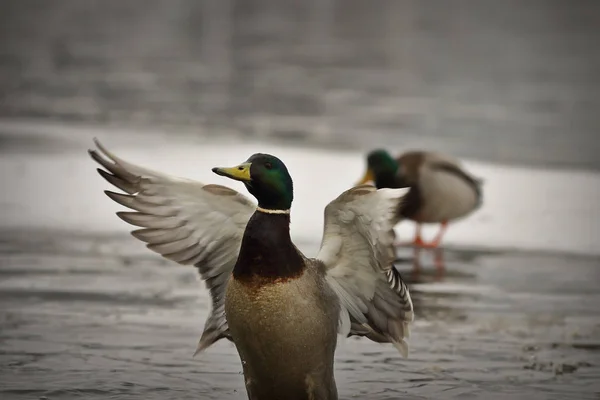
[89,149,107,168]
[104,190,135,208]
[88,146,115,172]
[131,229,150,243]
[116,211,143,227]
[97,168,137,194]
[92,137,111,159]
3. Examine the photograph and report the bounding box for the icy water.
[1,230,600,400]
[0,129,600,400]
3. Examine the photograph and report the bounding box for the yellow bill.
[212,162,252,182]
[357,168,375,185]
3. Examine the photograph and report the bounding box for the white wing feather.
[89,139,256,354]
[317,185,414,357]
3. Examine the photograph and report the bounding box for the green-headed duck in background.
[358,149,483,249]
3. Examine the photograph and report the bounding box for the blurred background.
[1,0,600,168]
[1,1,599,399]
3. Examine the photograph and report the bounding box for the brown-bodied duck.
[357,149,483,249]
[89,139,414,400]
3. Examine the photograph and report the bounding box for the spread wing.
[88,139,256,354]
[316,185,414,357]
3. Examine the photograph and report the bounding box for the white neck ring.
[256,207,291,215]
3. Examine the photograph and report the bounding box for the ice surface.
[1,121,599,256]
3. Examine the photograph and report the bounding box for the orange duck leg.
[411,221,448,249]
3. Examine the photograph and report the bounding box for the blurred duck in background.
[357,149,483,250]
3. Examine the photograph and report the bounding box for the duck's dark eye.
[265,162,272,170]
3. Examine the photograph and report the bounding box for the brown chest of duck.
[213,154,340,400]
[358,149,483,249]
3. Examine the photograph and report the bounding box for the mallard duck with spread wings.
[89,139,414,400]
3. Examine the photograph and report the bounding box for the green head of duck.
[358,149,401,188]
[212,153,294,211]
